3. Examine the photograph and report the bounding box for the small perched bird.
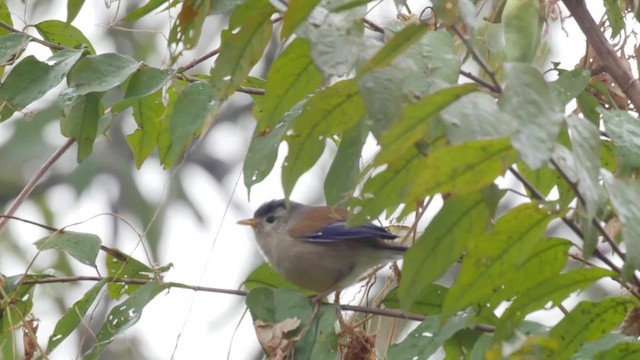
[237,199,407,294]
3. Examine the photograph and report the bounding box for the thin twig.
[449,25,502,93]
[238,86,266,95]
[508,166,640,290]
[181,15,283,73]
[569,253,640,298]
[459,69,501,93]
[549,158,587,208]
[18,274,497,330]
[0,21,66,51]
[363,18,385,34]
[182,48,220,72]
[0,138,75,234]
[550,159,633,280]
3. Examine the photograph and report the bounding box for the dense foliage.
[2,0,640,359]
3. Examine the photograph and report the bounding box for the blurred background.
[0,0,607,359]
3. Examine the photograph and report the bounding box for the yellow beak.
[237,218,258,228]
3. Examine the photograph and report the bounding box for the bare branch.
[562,0,640,109]
[0,138,75,234]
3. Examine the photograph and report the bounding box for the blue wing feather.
[302,221,397,242]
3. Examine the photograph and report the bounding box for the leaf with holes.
[34,231,101,267]
[47,278,107,352]
[83,282,170,360]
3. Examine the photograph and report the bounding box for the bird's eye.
[265,215,276,224]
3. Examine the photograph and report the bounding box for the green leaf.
[330,0,372,12]
[105,248,155,300]
[387,308,474,359]
[500,62,563,169]
[281,0,320,39]
[359,23,429,75]
[383,284,449,315]
[282,79,364,198]
[46,278,107,352]
[603,0,624,39]
[124,67,173,99]
[305,305,339,360]
[517,161,562,198]
[601,139,618,173]
[552,68,591,107]
[246,288,338,360]
[567,115,602,217]
[60,92,102,162]
[469,333,493,360]
[407,138,514,200]
[594,342,640,359]
[259,38,322,132]
[246,287,313,323]
[210,2,273,102]
[244,100,305,194]
[84,282,169,360]
[600,109,640,170]
[603,173,640,280]
[376,83,478,164]
[0,49,83,121]
[442,204,554,318]
[358,67,404,136]
[282,136,325,199]
[441,92,516,144]
[400,193,490,309]
[574,333,637,359]
[0,33,29,64]
[501,0,542,63]
[302,7,365,76]
[243,263,315,296]
[546,298,635,359]
[67,0,86,23]
[67,53,140,95]
[127,91,163,168]
[495,267,615,341]
[0,1,13,37]
[35,19,95,54]
[324,120,367,205]
[350,147,424,223]
[398,29,461,90]
[486,237,572,316]
[169,1,211,50]
[122,0,167,22]
[34,231,101,267]
[577,90,601,124]
[159,81,215,167]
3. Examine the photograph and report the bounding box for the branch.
[509,166,640,291]
[18,274,495,331]
[0,21,66,51]
[449,25,502,94]
[182,48,220,72]
[551,159,627,262]
[363,18,385,34]
[0,138,75,234]
[459,69,501,93]
[562,0,640,109]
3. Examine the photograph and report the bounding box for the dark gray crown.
[253,199,287,219]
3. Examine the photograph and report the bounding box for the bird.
[237,199,407,294]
